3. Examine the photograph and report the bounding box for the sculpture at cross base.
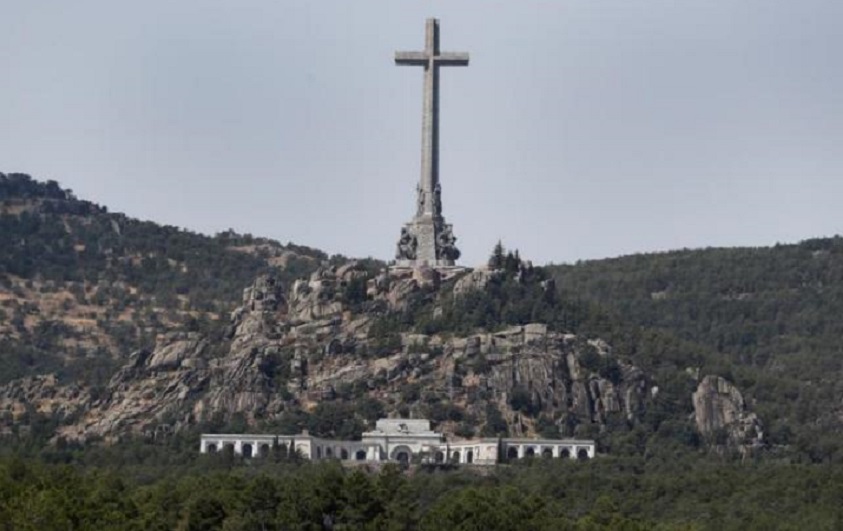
[396,227,418,261]
[393,18,468,268]
[436,225,460,261]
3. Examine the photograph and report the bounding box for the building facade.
[200,419,596,465]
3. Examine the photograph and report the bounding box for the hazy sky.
[2,1,841,266]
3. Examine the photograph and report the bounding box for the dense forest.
[3,434,843,530]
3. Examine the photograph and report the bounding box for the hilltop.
[0,173,841,464]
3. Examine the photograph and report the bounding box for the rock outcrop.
[452,267,499,296]
[0,262,657,442]
[57,333,212,441]
[0,374,88,428]
[692,375,764,452]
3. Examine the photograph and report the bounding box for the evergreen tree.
[488,240,505,270]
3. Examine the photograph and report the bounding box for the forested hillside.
[549,240,843,462]
[0,173,329,386]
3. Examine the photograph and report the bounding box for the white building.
[200,419,596,465]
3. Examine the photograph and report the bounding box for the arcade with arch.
[200,419,596,466]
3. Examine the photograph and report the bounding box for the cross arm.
[436,52,469,66]
[395,51,428,66]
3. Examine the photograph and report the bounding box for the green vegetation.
[0,173,327,385]
[1,445,842,530]
[5,175,843,527]
[346,240,843,463]
[549,238,843,462]
[370,251,585,338]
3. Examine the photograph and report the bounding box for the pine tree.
[488,240,505,270]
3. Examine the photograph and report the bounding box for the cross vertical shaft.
[422,19,438,217]
[394,18,468,267]
[396,18,468,219]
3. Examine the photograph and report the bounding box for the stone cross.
[394,18,468,267]
[395,18,469,218]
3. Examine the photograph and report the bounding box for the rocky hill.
[0,257,764,458]
[2,262,647,440]
[0,173,335,388]
[1,173,835,461]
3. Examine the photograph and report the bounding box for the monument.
[200,418,596,464]
[394,18,468,268]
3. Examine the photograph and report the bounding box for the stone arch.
[325,447,333,459]
[272,442,296,457]
[206,443,217,454]
[355,450,367,461]
[340,448,349,460]
[542,447,553,458]
[259,444,270,457]
[466,450,474,464]
[316,447,322,459]
[506,446,519,460]
[223,443,235,455]
[525,446,536,458]
[242,443,253,458]
[391,445,412,463]
[435,451,444,463]
[451,451,461,463]
[559,447,571,459]
[577,448,589,460]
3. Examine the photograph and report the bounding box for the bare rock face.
[57,333,212,441]
[0,264,657,443]
[452,267,499,296]
[289,270,344,322]
[386,324,651,438]
[367,268,424,312]
[147,333,207,370]
[692,375,764,450]
[288,264,371,322]
[0,374,88,426]
[230,274,287,337]
[241,275,286,314]
[58,278,296,441]
[193,329,285,425]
